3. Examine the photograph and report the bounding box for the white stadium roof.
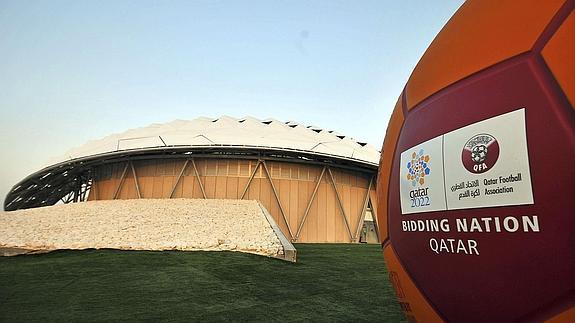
[6,116,380,211]
[50,116,380,166]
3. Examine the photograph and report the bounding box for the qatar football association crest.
[461,133,499,174]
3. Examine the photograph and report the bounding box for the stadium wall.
[89,158,378,243]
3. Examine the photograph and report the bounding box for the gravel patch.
[0,199,284,258]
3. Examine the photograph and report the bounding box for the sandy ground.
[0,199,284,257]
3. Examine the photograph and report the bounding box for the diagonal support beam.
[73,177,81,203]
[327,167,353,241]
[169,159,190,198]
[369,189,380,243]
[61,191,73,204]
[294,166,326,242]
[112,162,130,200]
[130,161,142,199]
[79,178,88,202]
[79,177,91,202]
[191,159,207,199]
[240,160,261,200]
[261,160,294,240]
[354,176,374,242]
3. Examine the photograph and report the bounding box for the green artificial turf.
[0,244,405,322]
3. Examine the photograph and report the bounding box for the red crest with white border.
[461,133,499,174]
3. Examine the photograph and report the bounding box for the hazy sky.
[0,0,464,206]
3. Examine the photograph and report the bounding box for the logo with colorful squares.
[406,149,430,187]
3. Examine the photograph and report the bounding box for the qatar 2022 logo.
[406,149,431,187]
[462,134,500,174]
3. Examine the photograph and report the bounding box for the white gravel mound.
[0,199,284,258]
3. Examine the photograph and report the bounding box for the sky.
[0,0,464,206]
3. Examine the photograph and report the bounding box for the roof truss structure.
[4,147,377,211]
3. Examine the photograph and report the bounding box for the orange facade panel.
[90,158,377,243]
[288,180,299,236]
[140,177,154,199]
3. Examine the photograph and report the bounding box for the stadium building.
[4,116,380,243]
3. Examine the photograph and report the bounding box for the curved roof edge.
[4,117,379,211]
[47,116,380,167]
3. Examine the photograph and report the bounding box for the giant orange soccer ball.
[378,0,574,321]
